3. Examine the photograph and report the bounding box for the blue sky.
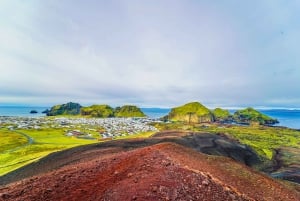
[1,0,300,108]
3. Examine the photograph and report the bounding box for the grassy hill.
[47,102,81,116]
[168,102,214,123]
[212,108,231,122]
[233,107,278,125]
[81,105,114,118]
[114,105,146,117]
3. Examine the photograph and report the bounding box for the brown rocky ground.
[0,142,299,201]
[0,131,299,201]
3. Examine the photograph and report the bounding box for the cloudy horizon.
[1,1,300,108]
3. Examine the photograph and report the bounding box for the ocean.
[0,106,300,129]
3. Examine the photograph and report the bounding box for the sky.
[1,0,300,108]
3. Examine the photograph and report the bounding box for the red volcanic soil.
[0,143,299,201]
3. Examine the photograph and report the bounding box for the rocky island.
[47,102,82,116]
[165,101,278,126]
[233,107,279,125]
[46,102,146,118]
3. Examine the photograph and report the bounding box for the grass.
[0,128,98,176]
[0,130,28,152]
[0,127,156,176]
[153,122,300,161]
[195,125,300,160]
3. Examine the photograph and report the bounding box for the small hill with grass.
[47,102,81,116]
[81,105,114,118]
[212,108,232,122]
[168,102,214,123]
[233,107,278,125]
[114,105,146,117]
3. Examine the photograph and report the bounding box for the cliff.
[47,102,81,116]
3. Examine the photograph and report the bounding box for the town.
[0,116,159,139]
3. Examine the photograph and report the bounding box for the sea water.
[0,106,48,117]
[0,106,300,129]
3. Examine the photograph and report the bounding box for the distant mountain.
[233,107,279,125]
[114,105,146,117]
[47,102,81,116]
[168,102,214,123]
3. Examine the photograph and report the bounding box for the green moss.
[114,105,146,117]
[81,105,114,117]
[168,102,214,123]
[233,107,278,125]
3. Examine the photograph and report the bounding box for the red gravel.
[0,143,299,201]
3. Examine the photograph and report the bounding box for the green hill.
[233,107,279,125]
[81,105,114,118]
[212,108,232,122]
[114,105,146,117]
[47,102,81,116]
[168,102,214,123]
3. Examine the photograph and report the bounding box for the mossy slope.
[212,108,232,122]
[114,105,146,117]
[81,105,114,117]
[47,102,81,116]
[168,102,214,123]
[234,107,278,125]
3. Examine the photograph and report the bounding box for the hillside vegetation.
[47,102,146,118]
[233,107,278,125]
[47,102,81,116]
[212,108,232,122]
[81,105,114,117]
[168,102,214,123]
[0,128,96,176]
[166,102,278,126]
[114,105,145,117]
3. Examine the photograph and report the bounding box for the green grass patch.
[0,128,97,176]
[153,122,300,161]
[0,130,28,152]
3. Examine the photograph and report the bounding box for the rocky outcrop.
[233,107,279,125]
[114,105,146,117]
[47,102,81,116]
[168,102,214,123]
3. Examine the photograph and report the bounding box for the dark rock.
[30,110,38,114]
[42,109,49,114]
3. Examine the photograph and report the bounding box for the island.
[46,102,146,118]
[29,110,38,114]
[165,101,278,126]
[167,102,214,123]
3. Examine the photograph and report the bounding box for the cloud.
[0,0,300,108]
